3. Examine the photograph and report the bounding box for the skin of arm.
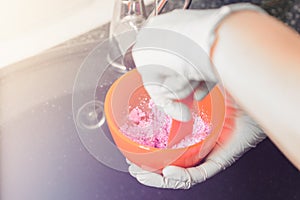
[211,11,300,170]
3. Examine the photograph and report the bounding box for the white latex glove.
[128,98,266,189]
[132,3,265,122]
[132,9,218,122]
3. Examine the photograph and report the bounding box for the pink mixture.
[120,99,211,149]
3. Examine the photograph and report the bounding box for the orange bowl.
[104,69,226,172]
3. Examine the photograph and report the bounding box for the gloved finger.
[145,92,191,122]
[163,101,191,122]
[162,161,223,188]
[125,158,132,165]
[136,171,166,188]
[193,81,217,101]
[162,166,193,189]
[134,48,195,79]
[187,159,224,183]
[162,166,190,182]
[137,169,190,189]
[193,87,209,102]
[141,69,197,100]
[143,81,192,101]
[128,163,150,178]
[161,76,198,100]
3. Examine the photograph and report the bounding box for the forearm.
[212,11,300,169]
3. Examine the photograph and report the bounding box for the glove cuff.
[206,3,267,57]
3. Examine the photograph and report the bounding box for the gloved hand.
[132,8,219,122]
[127,97,266,189]
[132,3,265,122]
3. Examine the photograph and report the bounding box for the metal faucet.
[150,0,192,17]
[123,0,193,70]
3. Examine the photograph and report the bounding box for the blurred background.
[1,0,299,68]
[0,0,114,67]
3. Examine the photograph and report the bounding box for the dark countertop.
[57,0,300,48]
[1,1,299,200]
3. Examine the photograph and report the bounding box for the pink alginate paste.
[120,99,211,149]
